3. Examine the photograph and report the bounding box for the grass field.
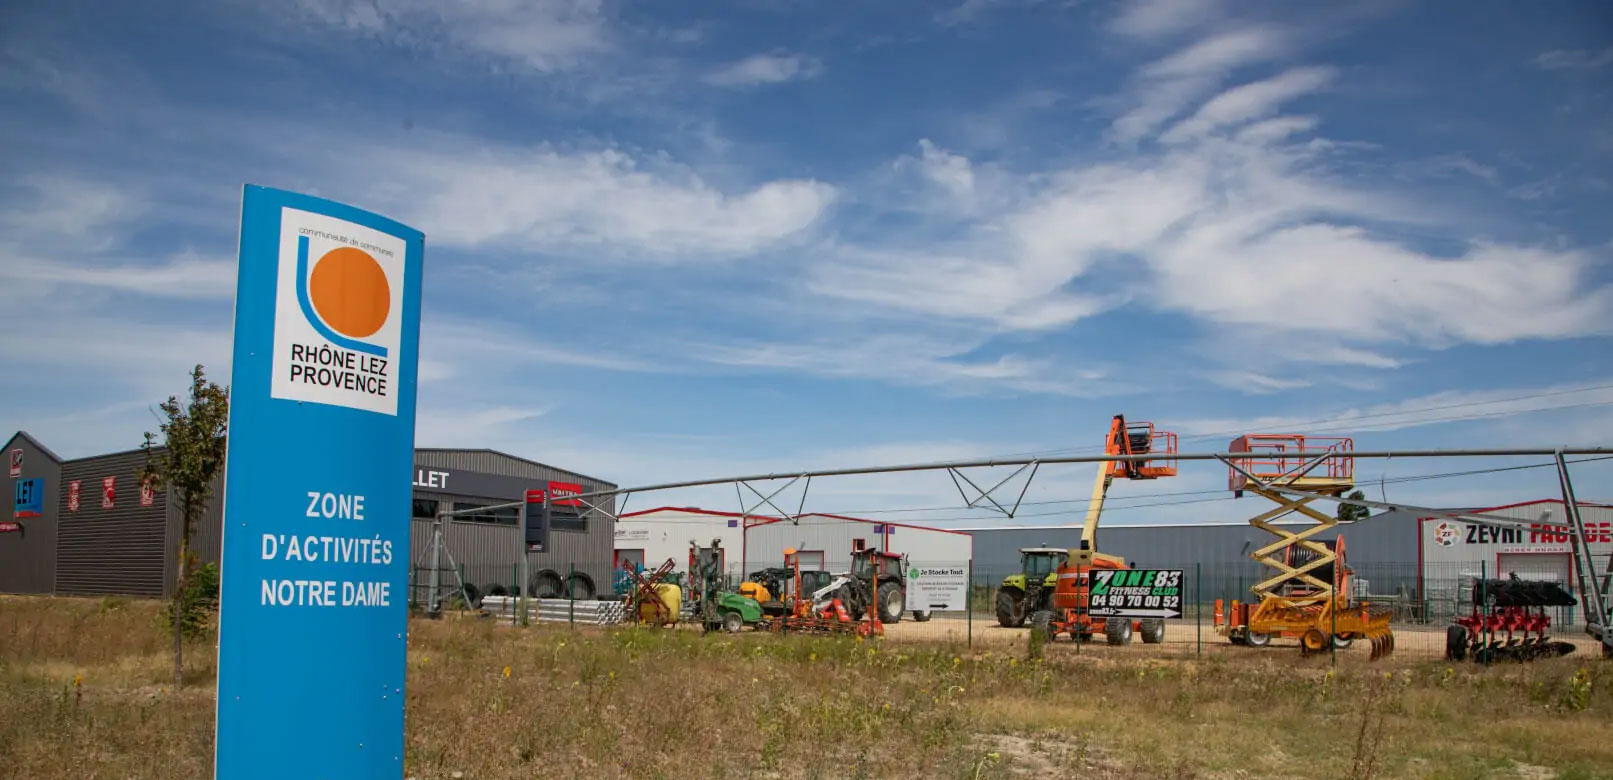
[3,595,1612,780]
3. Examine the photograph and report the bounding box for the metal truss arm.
[946,462,1040,518]
[740,476,805,523]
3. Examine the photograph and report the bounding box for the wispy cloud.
[1161,66,1334,143]
[1110,0,1222,41]
[1205,370,1312,395]
[704,52,823,87]
[1174,380,1613,437]
[1534,47,1613,71]
[935,0,1014,27]
[370,142,835,257]
[0,254,235,299]
[1111,26,1290,143]
[695,333,1110,397]
[291,0,612,72]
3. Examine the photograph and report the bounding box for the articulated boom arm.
[1071,415,1178,568]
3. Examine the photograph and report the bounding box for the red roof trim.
[618,506,782,522]
[1414,498,1612,521]
[740,512,975,536]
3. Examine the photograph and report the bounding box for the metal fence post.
[569,562,576,628]
[1480,559,1488,664]
[1195,562,1202,658]
[511,563,518,627]
[967,560,974,649]
[1330,575,1337,667]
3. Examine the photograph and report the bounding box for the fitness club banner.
[1088,569,1183,619]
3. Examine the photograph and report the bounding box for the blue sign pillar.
[216,186,424,779]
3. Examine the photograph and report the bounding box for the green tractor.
[995,548,1066,628]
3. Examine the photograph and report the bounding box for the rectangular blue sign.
[13,478,43,518]
[215,185,424,779]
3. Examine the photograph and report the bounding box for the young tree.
[1337,489,1370,523]
[142,364,229,687]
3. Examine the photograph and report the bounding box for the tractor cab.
[1021,548,1064,580]
[852,548,904,581]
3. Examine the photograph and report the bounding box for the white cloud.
[695,333,1109,397]
[1153,225,1611,345]
[1141,26,1282,79]
[292,0,611,72]
[1110,0,1222,40]
[895,139,976,199]
[1174,380,1613,437]
[414,405,551,447]
[817,61,1611,358]
[1,177,140,252]
[1205,370,1312,395]
[0,254,235,299]
[1534,47,1613,71]
[1284,344,1404,370]
[378,144,835,257]
[1111,26,1289,142]
[425,319,661,374]
[705,52,823,87]
[1161,66,1334,142]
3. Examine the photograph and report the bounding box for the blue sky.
[2,0,1611,525]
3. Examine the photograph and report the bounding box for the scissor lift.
[1219,434,1396,659]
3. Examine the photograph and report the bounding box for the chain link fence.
[409,554,1606,662]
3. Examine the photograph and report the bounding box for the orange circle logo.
[308,247,390,338]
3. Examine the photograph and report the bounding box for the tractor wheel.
[1332,633,1354,650]
[912,610,932,622]
[1444,625,1468,661]
[1139,619,1165,644]
[878,582,904,623]
[1105,617,1133,646]
[1301,629,1328,655]
[722,610,744,633]
[1030,610,1055,642]
[531,570,564,599]
[995,589,1026,628]
[1243,630,1270,648]
[565,573,596,601]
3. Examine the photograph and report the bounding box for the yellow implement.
[1221,434,1396,659]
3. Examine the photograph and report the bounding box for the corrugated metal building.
[408,448,616,600]
[1,432,614,600]
[960,508,1424,604]
[742,513,974,576]
[1417,500,1612,623]
[2,432,62,594]
[613,507,749,578]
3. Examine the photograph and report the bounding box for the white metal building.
[613,507,749,578]
[1418,499,1613,621]
[742,513,973,577]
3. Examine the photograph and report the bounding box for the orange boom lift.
[1034,415,1178,644]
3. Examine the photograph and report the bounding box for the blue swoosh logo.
[296,235,387,357]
